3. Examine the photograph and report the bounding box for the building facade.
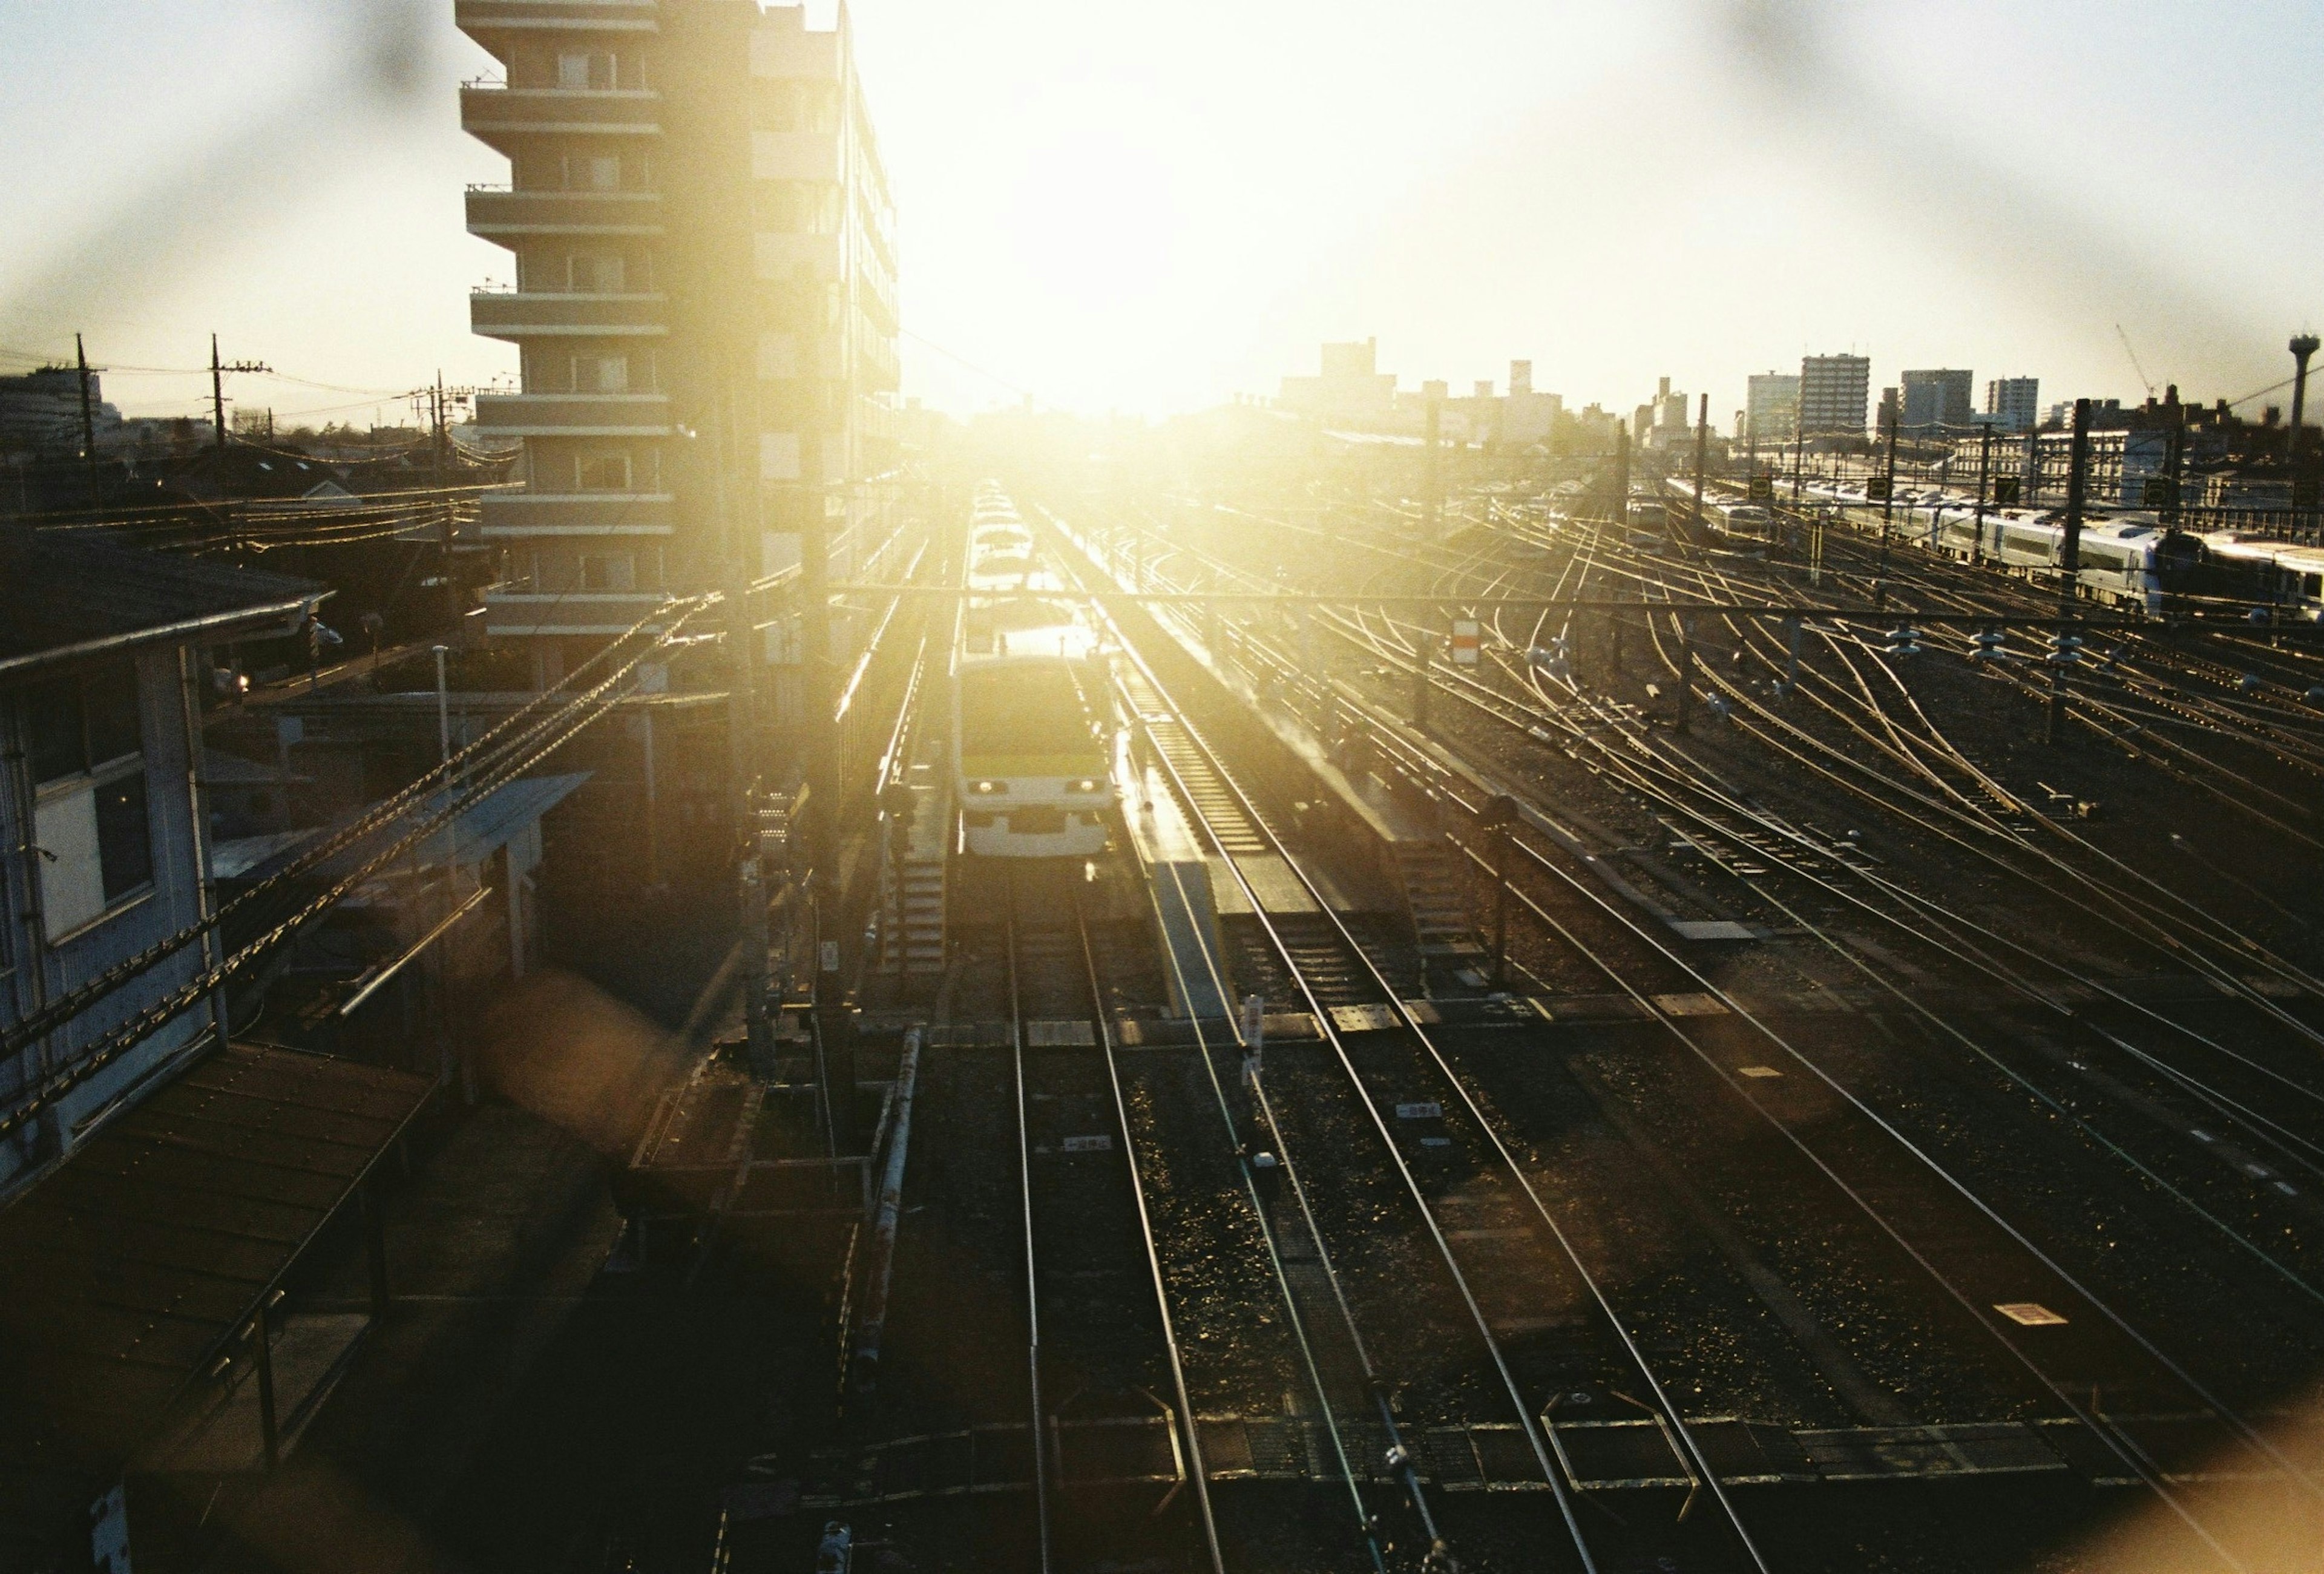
[1798,354,1871,438]
[1900,368,1974,434]
[1746,372,1799,445]
[458,0,902,692]
[1986,376,2040,433]
[1277,338,1398,424]
[0,529,323,1200]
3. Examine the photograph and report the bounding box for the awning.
[0,1044,431,1481]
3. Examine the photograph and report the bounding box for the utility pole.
[1612,423,1630,530]
[1875,397,1900,610]
[798,431,851,1153]
[208,335,269,453]
[1791,416,1805,505]
[1423,386,1443,537]
[74,334,100,511]
[1689,392,1709,540]
[2048,397,2091,746]
[2162,393,2187,534]
[714,374,777,1091]
[1971,422,1993,566]
[432,375,461,633]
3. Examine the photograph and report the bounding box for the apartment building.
[1798,354,1871,438]
[1986,376,2040,434]
[458,0,901,692]
[1745,371,1799,445]
[1900,368,1974,434]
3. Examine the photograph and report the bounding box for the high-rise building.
[1799,354,1871,438]
[458,0,901,688]
[1986,376,2040,433]
[1900,369,1974,434]
[1745,372,1799,445]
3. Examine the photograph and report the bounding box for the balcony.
[461,87,661,151]
[471,289,667,340]
[456,1,657,41]
[473,392,672,438]
[483,590,678,639]
[480,491,676,536]
[467,188,663,240]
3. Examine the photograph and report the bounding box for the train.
[1664,476,2324,620]
[951,486,1120,858]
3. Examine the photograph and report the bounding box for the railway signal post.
[2048,397,2092,746]
[1479,795,1519,988]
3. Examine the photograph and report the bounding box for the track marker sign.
[1450,620,1482,667]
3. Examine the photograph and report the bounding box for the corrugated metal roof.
[0,525,323,675]
[0,1044,431,1477]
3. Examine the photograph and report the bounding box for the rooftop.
[0,525,324,678]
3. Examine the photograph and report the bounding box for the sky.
[2,0,2320,426]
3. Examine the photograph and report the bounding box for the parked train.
[1665,476,2324,620]
[951,488,1120,858]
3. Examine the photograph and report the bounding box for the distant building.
[1877,387,1899,436]
[1900,369,1974,434]
[1278,338,1397,424]
[1986,376,2040,433]
[0,367,121,455]
[1501,359,1561,446]
[1799,354,1871,438]
[1746,372,1799,445]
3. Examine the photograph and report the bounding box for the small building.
[0,526,326,1199]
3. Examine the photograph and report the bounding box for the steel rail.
[1089,588,1647,1574]
[1136,854,1393,1570]
[1071,888,1228,1574]
[1109,624,1773,1574]
[1002,879,1055,1574]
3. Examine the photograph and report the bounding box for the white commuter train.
[951,488,1120,858]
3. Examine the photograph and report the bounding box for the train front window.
[959,663,1096,756]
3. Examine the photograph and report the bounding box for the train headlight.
[1067,778,1104,794]
[971,779,1005,795]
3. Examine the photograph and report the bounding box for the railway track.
[1046,488,2324,1571]
[1082,538,1777,1574]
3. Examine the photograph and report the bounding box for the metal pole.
[1491,823,1512,989]
[1674,612,1693,734]
[1424,390,1443,537]
[75,334,100,511]
[1876,398,1899,610]
[2290,335,2317,516]
[2048,397,2091,746]
[1971,424,1992,566]
[1690,392,1709,539]
[1412,625,1433,729]
[211,334,228,453]
[1612,422,1631,530]
[432,645,451,775]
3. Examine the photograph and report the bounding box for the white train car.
[952,492,1119,858]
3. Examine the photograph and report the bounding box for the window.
[566,252,625,292]
[579,553,635,592]
[21,662,153,939]
[580,155,620,191]
[574,353,629,393]
[577,451,631,491]
[557,50,615,90]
